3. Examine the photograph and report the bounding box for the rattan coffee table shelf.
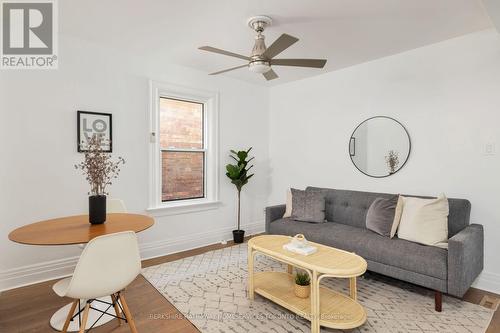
[248,235,367,332]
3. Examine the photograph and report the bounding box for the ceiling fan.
[199,16,327,81]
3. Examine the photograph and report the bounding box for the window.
[149,81,219,215]
[160,98,204,201]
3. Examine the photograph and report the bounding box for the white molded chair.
[53,231,141,333]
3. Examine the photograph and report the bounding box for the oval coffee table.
[9,213,154,332]
[247,235,367,333]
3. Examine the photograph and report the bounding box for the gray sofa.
[265,187,484,312]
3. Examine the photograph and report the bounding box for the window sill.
[146,200,221,217]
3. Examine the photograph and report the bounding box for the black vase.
[89,195,106,224]
[233,229,245,244]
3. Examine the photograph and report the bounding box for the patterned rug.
[142,244,494,333]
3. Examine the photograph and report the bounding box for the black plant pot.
[89,195,106,224]
[233,229,245,244]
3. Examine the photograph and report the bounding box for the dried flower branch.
[385,150,400,174]
[75,135,125,195]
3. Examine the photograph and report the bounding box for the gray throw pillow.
[291,188,326,223]
[366,196,398,237]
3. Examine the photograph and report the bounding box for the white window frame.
[147,81,220,216]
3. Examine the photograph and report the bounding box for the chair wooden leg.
[111,294,122,325]
[62,300,78,333]
[119,293,138,333]
[435,290,442,312]
[78,302,90,333]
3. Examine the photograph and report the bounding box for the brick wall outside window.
[159,98,204,201]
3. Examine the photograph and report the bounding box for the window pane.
[159,97,203,149]
[162,151,204,201]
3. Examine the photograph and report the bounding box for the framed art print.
[77,111,112,152]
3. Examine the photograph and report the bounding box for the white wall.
[0,35,269,290]
[268,29,500,293]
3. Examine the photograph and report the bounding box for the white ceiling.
[60,0,492,86]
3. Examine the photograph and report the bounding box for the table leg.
[349,277,357,300]
[248,246,254,300]
[311,270,320,333]
[287,264,293,275]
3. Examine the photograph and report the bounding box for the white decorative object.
[291,234,308,247]
[283,234,317,255]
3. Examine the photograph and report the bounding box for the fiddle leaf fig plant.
[226,148,254,232]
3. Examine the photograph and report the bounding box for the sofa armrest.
[265,204,286,233]
[447,224,484,297]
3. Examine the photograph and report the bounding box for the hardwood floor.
[464,288,500,333]
[1,236,499,333]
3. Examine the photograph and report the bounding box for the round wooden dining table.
[8,213,155,332]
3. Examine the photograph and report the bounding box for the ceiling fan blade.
[199,46,250,61]
[271,59,327,68]
[209,64,248,75]
[263,34,299,59]
[263,68,279,81]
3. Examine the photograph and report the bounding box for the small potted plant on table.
[294,271,311,298]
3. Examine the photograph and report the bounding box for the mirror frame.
[349,116,411,178]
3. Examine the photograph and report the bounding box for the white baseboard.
[0,221,265,292]
[0,256,80,293]
[140,221,264,260]
[472,271,500,294]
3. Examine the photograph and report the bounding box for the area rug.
[142,244,494,333]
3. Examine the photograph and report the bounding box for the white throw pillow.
[283,189,293,218]
[390,195,404,238]
[397,194,449,248]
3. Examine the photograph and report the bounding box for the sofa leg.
[435,291,442,312]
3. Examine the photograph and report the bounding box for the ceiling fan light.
[248,61,271,73]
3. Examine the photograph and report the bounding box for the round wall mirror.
[349,116,411,178]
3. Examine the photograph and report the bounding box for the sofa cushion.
[283,189,293,218]
[365,195,399,237]
[269,219,448,280]
[291,188,326,223]
[398,195,449,248]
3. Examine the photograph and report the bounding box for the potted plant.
[75,135,125,224]
[294,271,311,298]
[225,147,254,243]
